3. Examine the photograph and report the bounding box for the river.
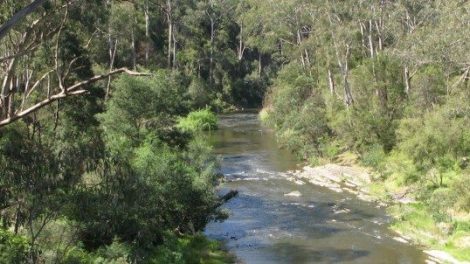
[204,112,427,264]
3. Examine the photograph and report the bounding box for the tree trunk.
[144,2,150,64]
[105,39,117,100]
[375,19,383,51]
[305,49,312,76]
[465,68,470,89]
[131,26,136,70]
[360,22,366,53]
[237,20,245,61]
[368,20,374,58]
[328,68,336,96]
[342,66,353,106]
[342,45,353,106]
[1,58,16,119]
[209,16,215,84]
[404,65,411,95]
[172,25,177,69]
[258,53,262,78]
[166,0,173,68]
[14,202,22,234]
[167,22,172,68]
[8,78,15,118]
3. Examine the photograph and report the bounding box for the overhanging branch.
[0,68,150,127]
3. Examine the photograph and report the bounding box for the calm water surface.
[204,112,427,264]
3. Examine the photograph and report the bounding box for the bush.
[397,102,470,187]
[262,63,331,159]
[382,151,420,184]
[346,55,406,152]
[149,233,234,264]
[361,144,387,169]
[450,173,470,212]
[67,71,223,256]
[0,229,30,263]
[177,108,218,133]
[188,78,211,108]
[98,71,191,156]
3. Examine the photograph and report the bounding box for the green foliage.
[348,55,406,151]
[177,108,218,133]
[450,174,470,212]
[397,101,470,187]
[381,151,420,185]
[262,63,330,159]
[0,229,30,263]
[408,65,447,113]
[188,78,211,108]
[361,144,387,169]
[99,72,191,155]
[62,71,223,258]
[150,233,234,264]
[388,203,441,246]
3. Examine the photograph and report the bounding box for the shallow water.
[204,112,427,264]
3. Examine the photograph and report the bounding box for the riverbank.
[284,160,470,264]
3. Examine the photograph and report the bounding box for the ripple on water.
[205,113,427,264]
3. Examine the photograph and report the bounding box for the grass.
[259,108,270,124]
[388,203,441,245]
[151,234,235,264]
[387,202,470,261]
[182,235,235,264]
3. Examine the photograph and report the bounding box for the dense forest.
[0,0,469,263]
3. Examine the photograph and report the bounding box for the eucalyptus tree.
[0,0,146,127]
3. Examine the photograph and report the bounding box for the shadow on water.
[268,243,369,264]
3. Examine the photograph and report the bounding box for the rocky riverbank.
[287,164,377,202]
[283,163,469,264]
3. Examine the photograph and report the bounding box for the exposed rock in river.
[284,191,302,197]
[288,164,376,203]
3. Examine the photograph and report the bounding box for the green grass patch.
[151,234,235,264]
[387,203,470,262]
[259,108,270,124]
[178,108,218,133]
[388,203,441,246]
[366,182,390,202]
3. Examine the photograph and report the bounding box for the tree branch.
[0,68,149,127]
[0,0,47,41]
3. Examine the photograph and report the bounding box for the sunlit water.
[204,112,426,264]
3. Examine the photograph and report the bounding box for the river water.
[204,112,427,264]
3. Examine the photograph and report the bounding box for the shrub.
[149,233,234,264]
[188,78,211,108]
[177,108,218,133]
[361,144,387,169]
[0,229,30,263]
[450,173,470,212]
[397,101,470,187]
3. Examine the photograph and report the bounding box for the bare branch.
[0,68,149,127]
